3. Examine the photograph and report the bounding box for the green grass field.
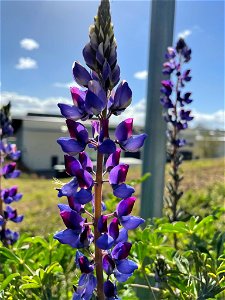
[3,157,225,237]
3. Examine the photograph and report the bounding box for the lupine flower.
[54,1,146,298]
[108,81,132,116]
[104,280,120,299]
[54,204,94,248]
[1,186,23,204]
[0,102,23,245]
[115,118,147,152]
[161,38,193,247]
[4,206,23,223]
[73,251,97,300]
[57,120,89,155]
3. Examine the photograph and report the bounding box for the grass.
[3,157,224,237]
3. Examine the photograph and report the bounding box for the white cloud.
[112,98,224,130]
[177,29,192,39]
[1,91,71,116]
[192,109,225,130]
[53,81,80,89]
[1,91,224,130]
[20,38,39,51]
[134,70,148,80]
[15,57,38,70]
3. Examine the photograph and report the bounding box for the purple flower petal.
[105,149,121,171]
[115,228,128,243]
[58,103,83,121]
[98,139,116,154]
[8,186,17,197]
[96,233,114,250]
[111,64,120,87]
[79,225,93,249]
[110,81,132,115]
[64,155,82,176]
[72,61,92,87]
[109,164,129,185]
[1,162,16,175]
[78,256,94,274]
[70,87,86,106]
[98,215,108,233]
[84,274,97,299]
[104,280,117,298]
[116,259,138,274]
[112,242,132,260]
[57,138,85,155]
[83,43,97,69]
[113,184,135,199]
[66,120,89,143]
[85,90,105,115]
[103,254,115,275]
[58,204,70,212]
[121,134,147,152]
[14,215,24,223]
[117,197,136,218]
[79,152,93,173]
[108,217,119,240]
[102,60,111,82]
[115,118,133,142]
[4,170,21,179]
[96,43,105,66]
[75,188,93,204]
[54,229,80,248]
[120,216,145,230]
[114,270,133,283]
[75,169,94,189]
[57,178,78,197]
[60,209,85,231]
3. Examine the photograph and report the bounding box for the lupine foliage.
[54,1,146,299]
[0,103,23,246]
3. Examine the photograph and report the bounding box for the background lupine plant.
[54,0,147,299]
[161,38,193,248]
[0,102,23,246]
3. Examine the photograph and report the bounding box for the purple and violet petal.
[117,197,136,218]
[96,233,114,250]
[120,215,145,230]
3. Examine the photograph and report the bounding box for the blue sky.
[1,0,224,129]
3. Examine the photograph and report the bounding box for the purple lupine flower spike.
[0,102,23,245]
[54,1,147,298]
[161,38,193,248]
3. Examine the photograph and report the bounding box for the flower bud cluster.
[54,1,147,299]
[0,103,23,245]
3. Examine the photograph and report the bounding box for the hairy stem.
[94,149,104,300]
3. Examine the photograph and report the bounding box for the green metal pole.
[141,0,175,220]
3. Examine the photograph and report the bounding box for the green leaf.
[20,283,41,290]
[0,273,20,291]
[45,262,61,274]
[193,215,214,232]
[156,222,189,234]
[0,247,21,263]
[23,236,49,248]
